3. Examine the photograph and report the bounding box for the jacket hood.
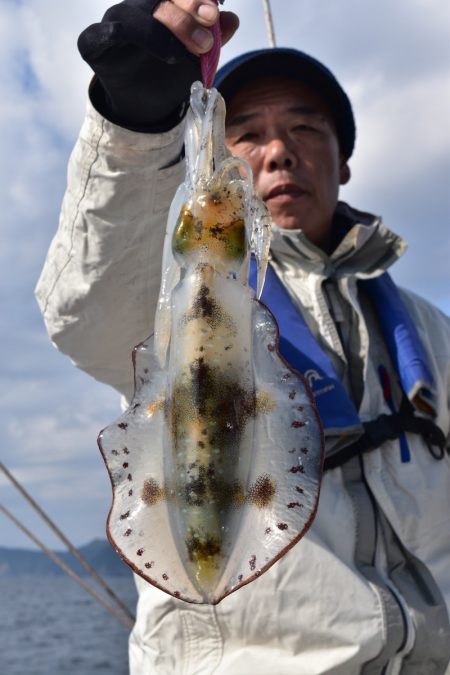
[269,201,408,279]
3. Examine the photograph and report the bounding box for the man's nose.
[264,137,298,172]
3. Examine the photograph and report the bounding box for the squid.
[98,82,324,604]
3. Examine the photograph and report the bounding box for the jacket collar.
[269,201,407,279]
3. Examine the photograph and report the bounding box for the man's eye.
[293,124,319,133]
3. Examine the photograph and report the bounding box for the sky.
[1,0,449,551]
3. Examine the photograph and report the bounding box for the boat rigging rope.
[262,0,277,48]
[0,461,135,626]
[0,502,134,630]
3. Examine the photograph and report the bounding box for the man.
[35,1,450,673]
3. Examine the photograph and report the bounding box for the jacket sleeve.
[35,100,185,399]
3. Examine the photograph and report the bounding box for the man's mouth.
[264,183,306,202]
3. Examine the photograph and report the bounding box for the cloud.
[280,0,449,81]
[1,351,119,547]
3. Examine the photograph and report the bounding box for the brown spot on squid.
[248,474,276,508]
[142,478,165,506]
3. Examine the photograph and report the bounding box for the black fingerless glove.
[78,0,201,132]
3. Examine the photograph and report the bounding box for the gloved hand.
[78,0,239,132]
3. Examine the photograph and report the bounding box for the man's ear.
[339,160,351,185]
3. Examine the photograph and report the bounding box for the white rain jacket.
[36,101,450,675]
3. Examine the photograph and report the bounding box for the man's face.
[225,78,350,250]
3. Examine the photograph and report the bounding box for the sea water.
[0,575,138,675]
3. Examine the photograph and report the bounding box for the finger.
[174,0,220,27]
[171,4,239,48]
[154,1,218,55]
[169,3,239,44]
[219,11,239,46]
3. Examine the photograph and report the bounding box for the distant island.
[0,539,132,577]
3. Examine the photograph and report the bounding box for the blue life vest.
[249,260,436,457]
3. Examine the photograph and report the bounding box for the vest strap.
[324,398,446,472]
